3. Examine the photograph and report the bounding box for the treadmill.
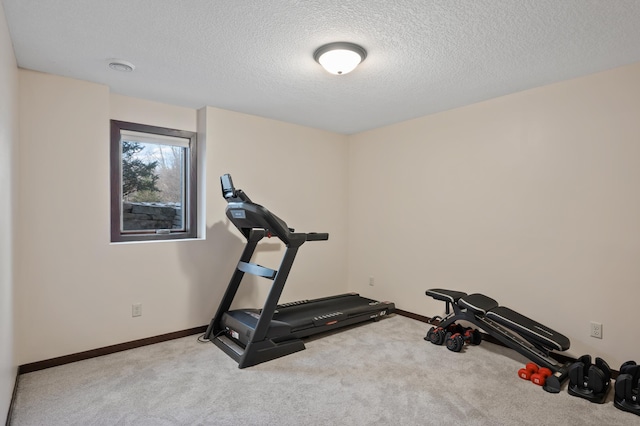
[205,174,395,368]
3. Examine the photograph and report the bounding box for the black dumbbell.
[614,361,640,416]
[568,354,611,403]
[425,326,446,345]
[444,327,481,352]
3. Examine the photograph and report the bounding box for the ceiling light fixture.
[313,42,367,75]
[107,59,135,72]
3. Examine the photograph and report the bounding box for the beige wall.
[199,106,349,309]
[348,62,640,368]
[12,48,640,379]
[15,71,348,365]
[0,2,18,419]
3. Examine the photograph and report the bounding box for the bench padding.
[425,289,467,304]
[426,288,570,353]
[486,306,570,351]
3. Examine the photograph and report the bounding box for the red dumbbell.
[518,362,539,380]
[531,367,552,386]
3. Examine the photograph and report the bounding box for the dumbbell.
[568,355,611,403]
[518,363,539,380]
[444,326,482,352]
[462,327,482,345]
[531,368,553,386]
[425,323,464,346]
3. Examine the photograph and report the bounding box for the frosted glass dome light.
[314,42,367,75]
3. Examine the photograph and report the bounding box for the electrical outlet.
[132,303,142,317]
[590,321,602,339]
[369,277,375,286]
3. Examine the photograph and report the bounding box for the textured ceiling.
[4,0,640,134]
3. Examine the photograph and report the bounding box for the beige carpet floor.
[9,315,639,425]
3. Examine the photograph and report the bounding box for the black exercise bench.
[425,288,571,393]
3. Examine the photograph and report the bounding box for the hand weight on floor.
[518,363,539,380]
[531,367,552,386]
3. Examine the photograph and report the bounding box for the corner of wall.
[0,0,19,419]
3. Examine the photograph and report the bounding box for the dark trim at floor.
[18,326,207,375]
[393,308,431,323]
[15,311,619,380]
[17,313,429,375]
[5,369,19,426]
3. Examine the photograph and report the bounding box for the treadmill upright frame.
[205,227,309,368]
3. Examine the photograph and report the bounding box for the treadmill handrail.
[305,232,329,241]
[224,186,329,247]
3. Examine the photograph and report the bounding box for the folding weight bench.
[425,288,571,393]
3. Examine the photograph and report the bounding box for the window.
[110,120,197,242]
